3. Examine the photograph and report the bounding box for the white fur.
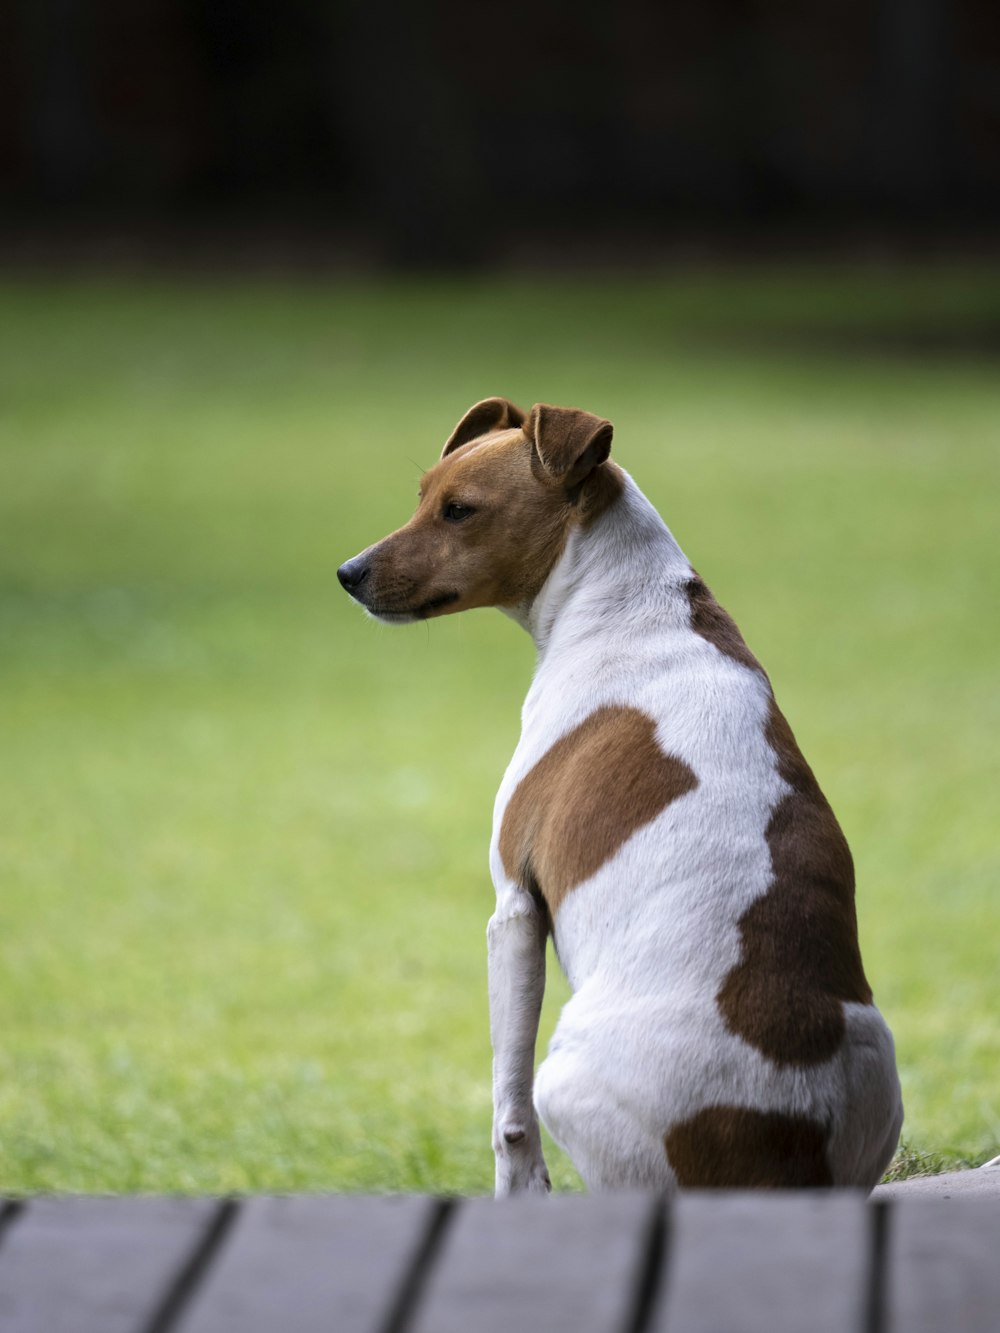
[488,472,903,1195]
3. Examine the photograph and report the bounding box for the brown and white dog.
[339,397,903,1195]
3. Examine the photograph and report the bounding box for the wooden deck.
[0,1190,997,1332]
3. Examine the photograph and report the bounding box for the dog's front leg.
[487,888,551,1197]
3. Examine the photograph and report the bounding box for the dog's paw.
[495,1157,552,1197]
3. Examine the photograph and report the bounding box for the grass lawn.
[1,266,998,1193]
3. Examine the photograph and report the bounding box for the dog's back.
[493,473,903,1190]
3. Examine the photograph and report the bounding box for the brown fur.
[664,1105,833,1187]
[363,430,574,617]
[579,460,626,529]
[716,695,873,1067]
[499,705,699,916]
[359,402,625,620]
[686,574,764,675]
[524,403,613,489]
[684,575,872,1066]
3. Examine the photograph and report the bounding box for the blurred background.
[0,1,998,1195]
[2,0,999,267]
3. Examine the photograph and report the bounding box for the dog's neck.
[505,472,693,656]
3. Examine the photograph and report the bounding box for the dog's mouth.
[415,591,460,617]
[366,591,460,623]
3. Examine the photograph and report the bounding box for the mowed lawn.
[0,269,997,1194]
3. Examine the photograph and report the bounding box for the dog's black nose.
[337,556,370,594]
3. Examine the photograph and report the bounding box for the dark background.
[1,0,998,267]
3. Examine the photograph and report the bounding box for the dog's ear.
[441,397,526,458]
[525,404,613,489]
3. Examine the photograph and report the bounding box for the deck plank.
[651,1191,871,1333]
[874,1168,1000,1202]
[409,1192,653,1333]
[887,1200,1000,1333]
[181,1194,435,1333]
[0,1196,217,1333]
[2,1190,999,1333]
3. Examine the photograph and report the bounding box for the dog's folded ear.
[441,397,527,458]
[525,404,614,490]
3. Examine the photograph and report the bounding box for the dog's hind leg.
[533,1048,676,1192]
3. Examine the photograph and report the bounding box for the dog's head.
[338,398,619,623]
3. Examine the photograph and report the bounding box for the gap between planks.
[142,1198,240,1333]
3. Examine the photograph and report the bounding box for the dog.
[338,397,903,1194]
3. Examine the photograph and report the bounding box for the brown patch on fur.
[579,460,626,529]
[664,1105,833,1188]
[685,575,765,675]
[499,705,698,915]
[684,573,871,1064]
[717,695,873,1067]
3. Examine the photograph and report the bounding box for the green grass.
[1,267,998,1193]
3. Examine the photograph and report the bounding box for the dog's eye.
[443,502,475,523]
